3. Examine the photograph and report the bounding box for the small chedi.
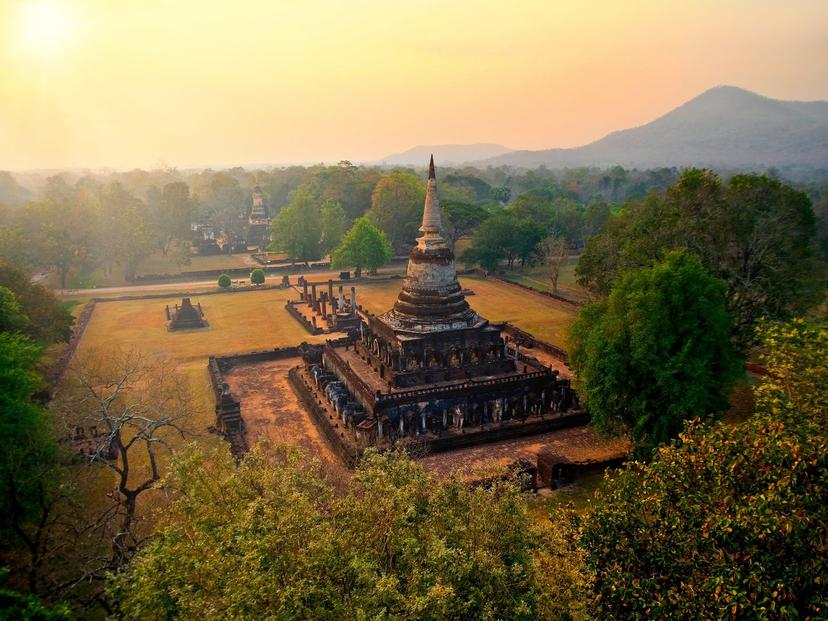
[166,297,207,330]
[294,157,580,451]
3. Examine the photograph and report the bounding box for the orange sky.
[0,0,826,170]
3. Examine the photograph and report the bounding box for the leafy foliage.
[582,319,828,619]
[217,273,231,288]
[269,188,322,263]
[331,217,392,275]
[0,263,73,344]
[249,268,265,285]
[367,171,425,251]
[569,251,742,454]
[577,170,823,345]
[319,199,348,254]
[112,447,591,620]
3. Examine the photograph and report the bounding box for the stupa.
[167,297,207,330]
[297,157,578,449]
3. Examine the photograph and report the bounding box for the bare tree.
[542,236,569,295]
[66,348,195,568]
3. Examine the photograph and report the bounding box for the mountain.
[481,86,828,171]
[373,143,513,166]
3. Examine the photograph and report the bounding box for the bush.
[217,274,231,289]
[250,269,265,285]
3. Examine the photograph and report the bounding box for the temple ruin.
[291,157,581,452]
[166,297,207,330]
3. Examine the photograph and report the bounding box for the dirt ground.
[223,357,625,485]
[417,425,630,479]
[223,358,351,489]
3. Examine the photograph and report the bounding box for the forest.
[0,161,826,619]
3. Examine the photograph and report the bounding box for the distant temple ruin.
[166,297,207,330]
[295,157,579,450]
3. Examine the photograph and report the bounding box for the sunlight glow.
[17,1,75,58]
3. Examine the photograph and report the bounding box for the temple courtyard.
[70,272,623,481]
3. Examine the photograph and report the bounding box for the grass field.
[73,276,577,429]
[66,276,581,519]
[498,259,592,304]
[69,251,255,288]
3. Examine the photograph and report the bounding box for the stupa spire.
[419,154,443,238]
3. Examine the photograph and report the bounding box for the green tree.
[269,188,321,264]
[577,170,823,345]
[0,287,29,334]
[367,171,425,251]
[331,218,392,276]
[250,268,265,285]
[441,201,490,251]
[112,445,591,620]
[0,263,73,344]
[319,199,348,255]
[582,319,827,619]
[217,273,231,289]
[569,252,741,454]
[0,333,61,592]
[490,185,511,204]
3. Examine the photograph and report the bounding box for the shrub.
[217,273,231,289]
[250,269,265,285]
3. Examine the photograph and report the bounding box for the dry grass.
[70,277,577,467]
[72,252,254,288]
[498,259,592,304]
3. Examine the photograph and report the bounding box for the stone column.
[514,343,520,361]
[503,336,509,358]
[350,286,357,312]
[328,279,334,304]
[302,279,308,302]
[338,285,345,310]
[311,284,317,308]
[320,297,327,319]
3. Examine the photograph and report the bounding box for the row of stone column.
[300,278,357,322]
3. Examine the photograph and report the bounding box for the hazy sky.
[1,0,826,170]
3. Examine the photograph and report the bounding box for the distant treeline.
[0,163,826,287]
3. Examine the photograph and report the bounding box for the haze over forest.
[1,2,827,619]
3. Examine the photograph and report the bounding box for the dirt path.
[56,265,405,297]
[223,357,351,489]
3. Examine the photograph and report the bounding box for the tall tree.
[569,251,742,455]
[331,217,392,276]
[440,201,490,251]
[367,171,425,251]
[576,170,823,345]
[582,319,827,619]
[319,199,348,255]
[0,331,62,593]
[269,188,321,264]
[112,446,591,620]
[0,263,73,344]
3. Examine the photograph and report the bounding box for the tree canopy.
[569,251,742,454]
[367,171,425,251]
[0,263,73,344]
[331,217,392,276]
[269,188,322,264]
[112,446,591,620]
[576,170,823,345]
[582,319,827,619]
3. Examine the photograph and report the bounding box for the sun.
[17,1,76,58]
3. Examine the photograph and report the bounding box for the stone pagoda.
[246,184,271,249]
[363,156,508,387]
[298,157,579,450]
[167,297,207,330]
